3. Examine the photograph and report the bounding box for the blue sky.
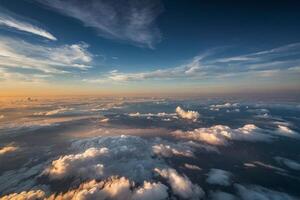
[0,0,300,96]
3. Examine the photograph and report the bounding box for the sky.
[0,0,300,96]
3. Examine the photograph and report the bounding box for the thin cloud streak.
[0,35,93,75]
[88,42,300,83]
[0,7,57,40]
[37,0,163,48]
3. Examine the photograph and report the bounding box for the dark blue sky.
[0,0,299,95]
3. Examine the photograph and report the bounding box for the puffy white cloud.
[176,106,200,122]
[0,145,18,155]
[37,0,163,48]
[152,143,194,158]
[0,189,46,200]
[275,157,300,171]
[206,169,232,186]
[43,147,108,180]
[235,184,297,200]
[69,135,166,182]
[173,124,273,146]
[46,177,168,200]
[47,177,130,200]
[155,168,204,199]
[0,8,56,40]
[132,181,169,200]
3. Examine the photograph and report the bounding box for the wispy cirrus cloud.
[37,0,163,48]
[86,43,300,83]
[0,7,57,40]
[0,35,93,76]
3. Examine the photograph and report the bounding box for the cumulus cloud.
[69,135,166,182]
[0,36,93,75]
[206,169,232,186]
[45,177,168,200]
[0,189,46,200]
[275,157,300,171]
[0,145,18,155]
[235,184,298,200]
[155,168,204,199]
[176,106,200,122]
[132,181,169,200]
[0,7,56,40]
[173,124,273,146]
[37,0,163,48]
[37,178,131,200]
[43,147,108,180]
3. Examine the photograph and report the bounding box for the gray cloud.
[155,168,204,199]
[206,169,232,186]
[235,184,298,200]
[275,157,300,171]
